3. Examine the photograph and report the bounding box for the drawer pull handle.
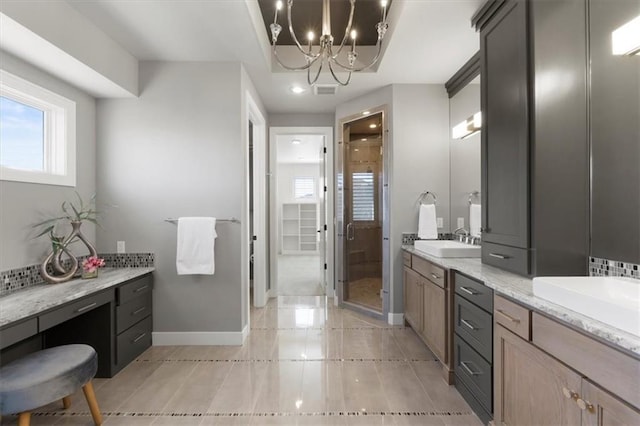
[460,361,482,376]
[460,318,478,330]
[134,285,149,293]
[132,332,147,343]
[132,306,147,316]
[489,253,510,260]
[431,273,441,280]
[496,309,520,323]
[562,387,578,400]
[75,302,97,314]
[459,286,477,295]
[576,398,594,413]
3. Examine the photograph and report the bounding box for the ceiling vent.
[313,84,339,95]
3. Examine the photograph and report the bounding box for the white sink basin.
[413,240,481,258]
[532,276,640,337]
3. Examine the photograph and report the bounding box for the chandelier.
[270,0,389,86]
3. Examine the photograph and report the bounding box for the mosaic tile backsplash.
[402,232,453,245]
[1,253,154,296]
[589,256,639,279]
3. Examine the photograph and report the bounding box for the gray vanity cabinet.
[475,0,589,276]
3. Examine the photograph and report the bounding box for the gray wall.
[449,83,481,232]
[269,113,335,128]
[97,61,252,334]
[335,84,450,317]
[0,50,96,271]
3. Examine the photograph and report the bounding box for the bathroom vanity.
[0,268,154,377]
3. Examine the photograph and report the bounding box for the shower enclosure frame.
[336,105,390,319]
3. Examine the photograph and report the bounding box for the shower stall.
[336,109,389,316]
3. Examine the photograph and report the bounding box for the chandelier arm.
[331,38,384,72]
[286,0,316,57]
[272,45,322,71]
[332,0,356,58]
[307,60,324,86]
[328,60,352,86]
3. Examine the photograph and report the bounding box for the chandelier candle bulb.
[351,30,357,51]
[381,0,388,22]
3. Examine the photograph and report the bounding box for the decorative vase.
[82,269,98,279]
[40,221,98,284]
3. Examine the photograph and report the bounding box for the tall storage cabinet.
[474,0,589,277]
[281,203,318,254]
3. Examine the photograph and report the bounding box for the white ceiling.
[66,0,482,114]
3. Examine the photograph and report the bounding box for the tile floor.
[5,297,481,425]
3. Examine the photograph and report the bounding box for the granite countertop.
[403,245,640,358]
[0,267,155,328]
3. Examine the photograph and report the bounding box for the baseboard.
[153,327,248,346]
[388,312,404,326]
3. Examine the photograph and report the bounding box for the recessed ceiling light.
[369,123,377,129]
[362,111,370,115]
[290,86,305,94]
[291,139,301,145]
[354,148,359,152]
[361,138,367,141]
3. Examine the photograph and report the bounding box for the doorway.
[269,127,333,298]
[337,110,388,317]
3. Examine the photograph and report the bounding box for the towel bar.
[165,218,240,224]
[468,191,481,205]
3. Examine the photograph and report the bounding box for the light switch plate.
[457,217,465,229]
[117,241,126,254]
[437,217,444,228]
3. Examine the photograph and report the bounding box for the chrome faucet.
[453,227,469,243]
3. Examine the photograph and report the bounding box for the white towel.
[418,204,438,239]
[176,217,217,275]
[470,204,482,237]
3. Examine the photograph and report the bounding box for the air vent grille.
[313,84,339,95]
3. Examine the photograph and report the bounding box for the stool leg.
[18,412,30,426]
[62,396,71,409]
[82,381,103,425]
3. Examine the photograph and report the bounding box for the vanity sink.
[532,276,640,337]
[413,240,481,258]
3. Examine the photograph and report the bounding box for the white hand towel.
[418,204,438,239]
[176,217,217,275]
[470,204,482,237]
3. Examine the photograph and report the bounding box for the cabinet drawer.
[117,315,152,367]
[117,274,153,305]
[39,290,113,332]
[0,318,38,350]
[455,296,493,362]
[403,251,411,267]
[412,255,446,288]
[494,295,530,340]
[454,334,492,413]
[116,292,152,334]
[532,313,640,410]
[481,242,530,275]
[454,272,492,312]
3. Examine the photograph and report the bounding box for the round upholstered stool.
[0,344,102,426]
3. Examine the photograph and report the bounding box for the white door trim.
[269,126,334,298]
[247,93,267,308]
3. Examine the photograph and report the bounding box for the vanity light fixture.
[452,111,482,140]
[612,15,640,56]
[270,0,389,86]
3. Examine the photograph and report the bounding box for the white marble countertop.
[403,245,640,358]
[0,267,155,328]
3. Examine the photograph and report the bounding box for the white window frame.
[293,176,316,200]
[0,69,76,187]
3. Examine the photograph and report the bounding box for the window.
[0,70,76,186]
[294,177,315,199]
[352,172,375,221]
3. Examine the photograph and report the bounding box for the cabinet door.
[481,0,530,249]
[422,279,446,362]
[403,267,422,332]
[494,324,582,426]
[581,379,640,426]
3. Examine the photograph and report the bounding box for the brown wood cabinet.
[494,296,640,426]
[422,279,445,361]
[402,252,451,382]
[403,267,422,332]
